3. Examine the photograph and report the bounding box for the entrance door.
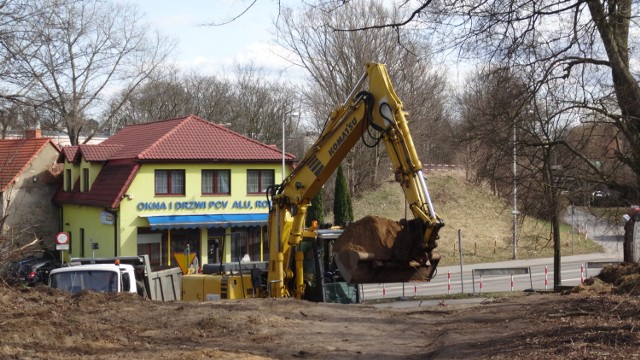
[207,236,223,264]
[137,233,162,267]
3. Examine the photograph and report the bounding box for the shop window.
[82,168,89,192]
[65,169,72,191]
[155,170,185,195]
[248,226,266,262]
[247,169,274,194]
[168,230,200,270]
[231,230,249,262]
[231,227,265,262]
[202,170,230,195]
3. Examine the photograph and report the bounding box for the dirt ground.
[1,265,640,360]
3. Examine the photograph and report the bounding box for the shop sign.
[136,199,271,212]
[101,211,114,225]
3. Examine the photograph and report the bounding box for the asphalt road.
[361,206,626,301]
[360,254,621,300]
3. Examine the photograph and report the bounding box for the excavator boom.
[267,63,443,298]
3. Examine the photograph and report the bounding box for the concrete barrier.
[472,267,532,294]
[585,261,620,278]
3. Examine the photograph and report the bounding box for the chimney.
[25,129,42,139]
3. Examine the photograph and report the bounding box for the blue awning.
[144,213,268,230]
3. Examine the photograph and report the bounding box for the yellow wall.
[63,162,76,190]
[80,158,102,192]
[61,160,289,260]
[123,163,282,218]
[64,157,103,192]
[62,204,115,260]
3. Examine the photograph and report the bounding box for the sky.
[134,1,472,84]
[136,0,296,78]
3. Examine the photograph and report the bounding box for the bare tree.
[0,100,20,138]
[0,0,38,103]
[0,0,174,145]
[182,71,235,123]
[106,68,196,131]
[276,0,450,197]
[106,63,307,160]
[457,64,627,283]
[229,63,303,149]
[337,0,640,201]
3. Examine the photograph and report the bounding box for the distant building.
[3,129,107,147]
[47,134,108,147]
[54,115,295,269]
[0,129,62,246]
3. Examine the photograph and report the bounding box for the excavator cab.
[298,229,360,303]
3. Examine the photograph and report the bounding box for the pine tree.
[306,189,325,227]
[333,165,354,227]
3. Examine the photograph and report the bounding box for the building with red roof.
[54,115,295,270]
[0,130,61,246]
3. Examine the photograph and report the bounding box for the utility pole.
[512,120,518,259]
[282,119,286,180]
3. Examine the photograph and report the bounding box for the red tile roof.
[55,115,295,209]
[0,138,59,192]
[78,144,123,162]
[102,115,295,162]
[61,146,79,163]
[54,160,139,208]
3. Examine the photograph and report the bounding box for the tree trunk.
[552,210,562,290]
[587,0,640,182]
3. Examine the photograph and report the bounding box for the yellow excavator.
[181,62,443,303]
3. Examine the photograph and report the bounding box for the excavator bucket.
[333,216,440,284]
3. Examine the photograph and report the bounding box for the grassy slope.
[350,171,603,266]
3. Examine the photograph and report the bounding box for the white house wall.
[3,144,60,247]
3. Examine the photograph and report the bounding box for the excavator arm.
[266,63,443,299]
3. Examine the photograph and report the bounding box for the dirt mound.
[597,262,640,295]
[575,263,640,295]
[2,281,640,359]
[332,216,434,283]
[573,277,616,294]
[69,289,147,306]
[333,215,424,261]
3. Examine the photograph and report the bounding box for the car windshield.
[50,270,118,293]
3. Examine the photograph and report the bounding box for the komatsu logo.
[328,118,357,156]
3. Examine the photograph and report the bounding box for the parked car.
[3,256,41,285]
[591,190,617,207]
[3,252,59,286]
[24,259,60,286]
